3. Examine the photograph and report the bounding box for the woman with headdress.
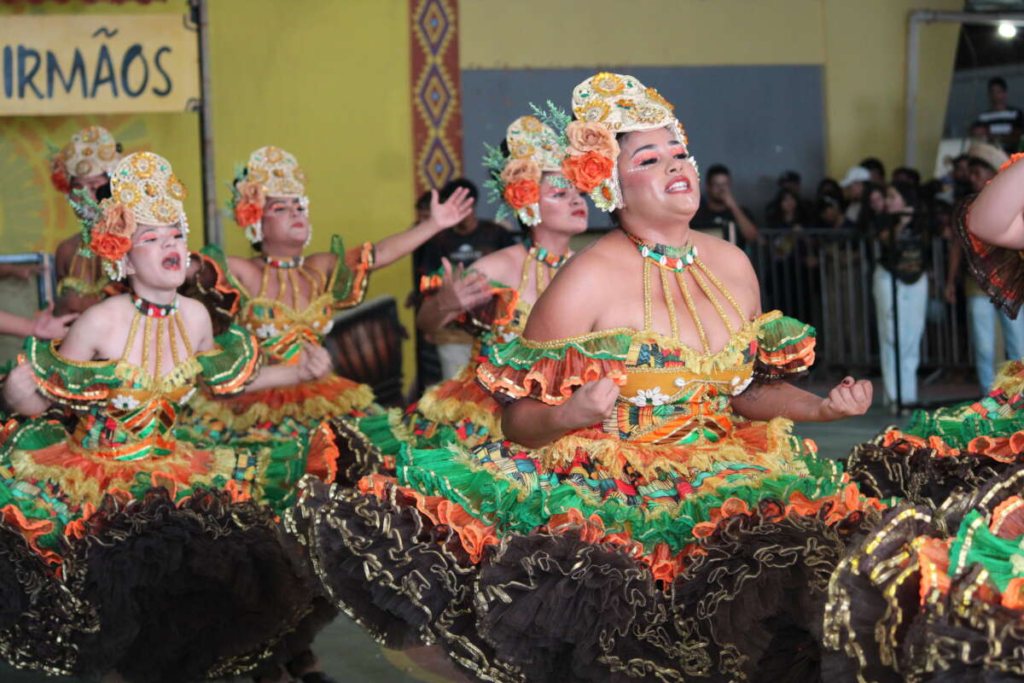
[293,75,881,683]
[0,151,335,683]
[358,114,588,459]
[825,153,1024,682]
[47,125,126,314]
[183,146,474,488]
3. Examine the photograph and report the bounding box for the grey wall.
[461,65,826,226]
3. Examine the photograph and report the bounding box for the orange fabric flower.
[90,230,132,262]
[50,157,70,194]
[566,121,620,159]
[562,151,614,193]
[237,180,266,207]
[500,158,542,186]
[503,179,540,210]
[98,202,137,238]
[234,201,263,228]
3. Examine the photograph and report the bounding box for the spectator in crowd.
[413,177,519,380]
[766,188,804,229]
[692,164,759,246]
[873,180,931,412]
[856,183,888,234]
[892,166,921,187]
[945,142,1024,393]
[816,177,843,203]
[951,153,972,202]
[840,165,871,224]
[860,157,886,186]
[766,170,814,226]
[970,120,992,142]
[817,194,845,229]
[977,76,1024,153]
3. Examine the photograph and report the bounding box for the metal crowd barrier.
[750,228,971,377]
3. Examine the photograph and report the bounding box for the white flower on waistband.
[730,376,753,395]
[628,387,671,407]
[253,323,279,339]
[110,395,140,411]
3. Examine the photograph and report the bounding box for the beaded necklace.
[263,255,304,269]
[133,294,177,318]
[125,293,193,381]
[523,237,572,270]
[625,231,697,272]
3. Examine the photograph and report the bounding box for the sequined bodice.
[73,356,203,459]
[593,237,764,445]
[237,261,336,366]
[607,315,769,445]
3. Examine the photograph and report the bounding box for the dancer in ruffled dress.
[359,113,586,459]
[827,152,1024,683]
[0,151,334,683]
[294,76,880,683]
[185,146,474,488]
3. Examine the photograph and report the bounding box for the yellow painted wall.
[461,0,962,180]
[821,0,962,178]
[460,0,825,68]
[0,0,418,379]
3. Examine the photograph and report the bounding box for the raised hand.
[817,376,873,420]
[437,258,492,313]
[296,343,333,382]
[560,377,620,431]
[429,187,475,231]
[32,304,79,340]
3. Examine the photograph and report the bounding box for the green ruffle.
[757,315,815,353]
[394,444,849,554]
[23,337,121,406]
[198,243,247,299]
[330,234,355,304]
[949,509,1023,591]
[197,324,261,394]
[356,411,407,459]
[0,421,77,551]
[488,332,632,370]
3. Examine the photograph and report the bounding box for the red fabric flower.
[561,151,614,193]
[234,201,263,228]
[503,179,540,210]
[50,158,70,195]
[90,230,131,262]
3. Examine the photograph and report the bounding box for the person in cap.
[840,165,871,224]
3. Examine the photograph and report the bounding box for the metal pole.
[191,0,220,247]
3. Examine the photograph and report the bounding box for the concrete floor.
[0,394,949,683]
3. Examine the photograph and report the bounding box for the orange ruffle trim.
[357,474,884,586]
[193,372,375,430]
[477,348,627,406]
[881,427,1024,461]
[359,474,499,563]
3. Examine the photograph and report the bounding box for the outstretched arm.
[373,188,475,270]
[731,376,871,422]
